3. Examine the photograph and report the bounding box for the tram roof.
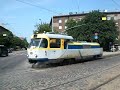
[31,33,73,40]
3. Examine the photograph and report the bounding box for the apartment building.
[50,11,120,35]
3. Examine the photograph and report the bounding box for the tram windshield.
[29,38,48,48]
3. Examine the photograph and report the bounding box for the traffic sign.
[94,36,98,39]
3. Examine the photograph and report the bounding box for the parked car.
[110,44,119,52]
[0,45,8,56]
[8,48,13,53]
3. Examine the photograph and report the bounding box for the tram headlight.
[30,52,33,54]
[35,54,38,58]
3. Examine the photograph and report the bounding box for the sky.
[0,0,120,42]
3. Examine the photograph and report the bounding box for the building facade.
[50,11,120,36]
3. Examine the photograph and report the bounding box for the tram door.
[48,38,63,59]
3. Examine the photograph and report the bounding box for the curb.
[103,52,120,58]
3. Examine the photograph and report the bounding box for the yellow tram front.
[27,34,50,63]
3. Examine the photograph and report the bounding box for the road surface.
[0,51,120,90]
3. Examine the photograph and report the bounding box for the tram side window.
[40,38,48,48]
[50,38,61,48]
[64,39,70,49]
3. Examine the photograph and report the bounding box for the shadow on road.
[31,57,103,69]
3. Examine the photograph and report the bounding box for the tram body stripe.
[68,45,100,49]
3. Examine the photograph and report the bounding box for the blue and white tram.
[27,33,103,64]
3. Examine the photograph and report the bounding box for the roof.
[31,33,73,40]
[50,11,120,25]
[45,34,73,39]
[53,11,120,18]
[0,26,10,33]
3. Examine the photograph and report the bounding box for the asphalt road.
[0,51,27,74]
[0,51,120,90]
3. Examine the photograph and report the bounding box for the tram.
[27,32,103,64]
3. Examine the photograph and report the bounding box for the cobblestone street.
[0,51,120,90]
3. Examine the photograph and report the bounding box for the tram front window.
[29,38,48,48]
[29,39,40,48]
[39,38,48,48]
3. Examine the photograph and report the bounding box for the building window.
[115,14,118,16]
[65,19,68,23]
[73,19,76,21]
[65,26,67,29]
[111,17,114,20]
[114,16,117,20]
[116,22,118,26]
[79,18,82,21]
[59,26,62,29]
[116,22,118,25]
[107,16,111,20]
[59,19,62,23]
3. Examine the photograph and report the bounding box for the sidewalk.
[103,51,120,58]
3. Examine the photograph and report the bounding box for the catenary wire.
[111,0,120,8]
[15,0,59,14]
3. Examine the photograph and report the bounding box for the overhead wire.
[111,0,120,8]
[15,0,59,14]
[71,0,80,13]
[77,0,80,12]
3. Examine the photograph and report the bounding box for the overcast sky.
[0,0,120,42]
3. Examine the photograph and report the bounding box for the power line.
[77,0,80,12]
[15,0,59,14]
[111,0,120,8]
[72,0,80,13]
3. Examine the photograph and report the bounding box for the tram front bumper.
[28,58,49,63]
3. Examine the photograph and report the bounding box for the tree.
[34,23,52,33]
[11,36,28,49]
[66,11,119,50]
[0,31,14,48]
[0,28,28,50]
[24,38,29,47]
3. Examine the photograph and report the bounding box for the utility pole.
[52,16,54,32]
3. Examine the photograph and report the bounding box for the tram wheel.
[29,60,37,64]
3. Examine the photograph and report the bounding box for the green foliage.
[34,23,51,33]
[0,30,28,49]
[66,11,119,50]
[0,31,13,47]
[11,37,28,49]
[23,38,29,48]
